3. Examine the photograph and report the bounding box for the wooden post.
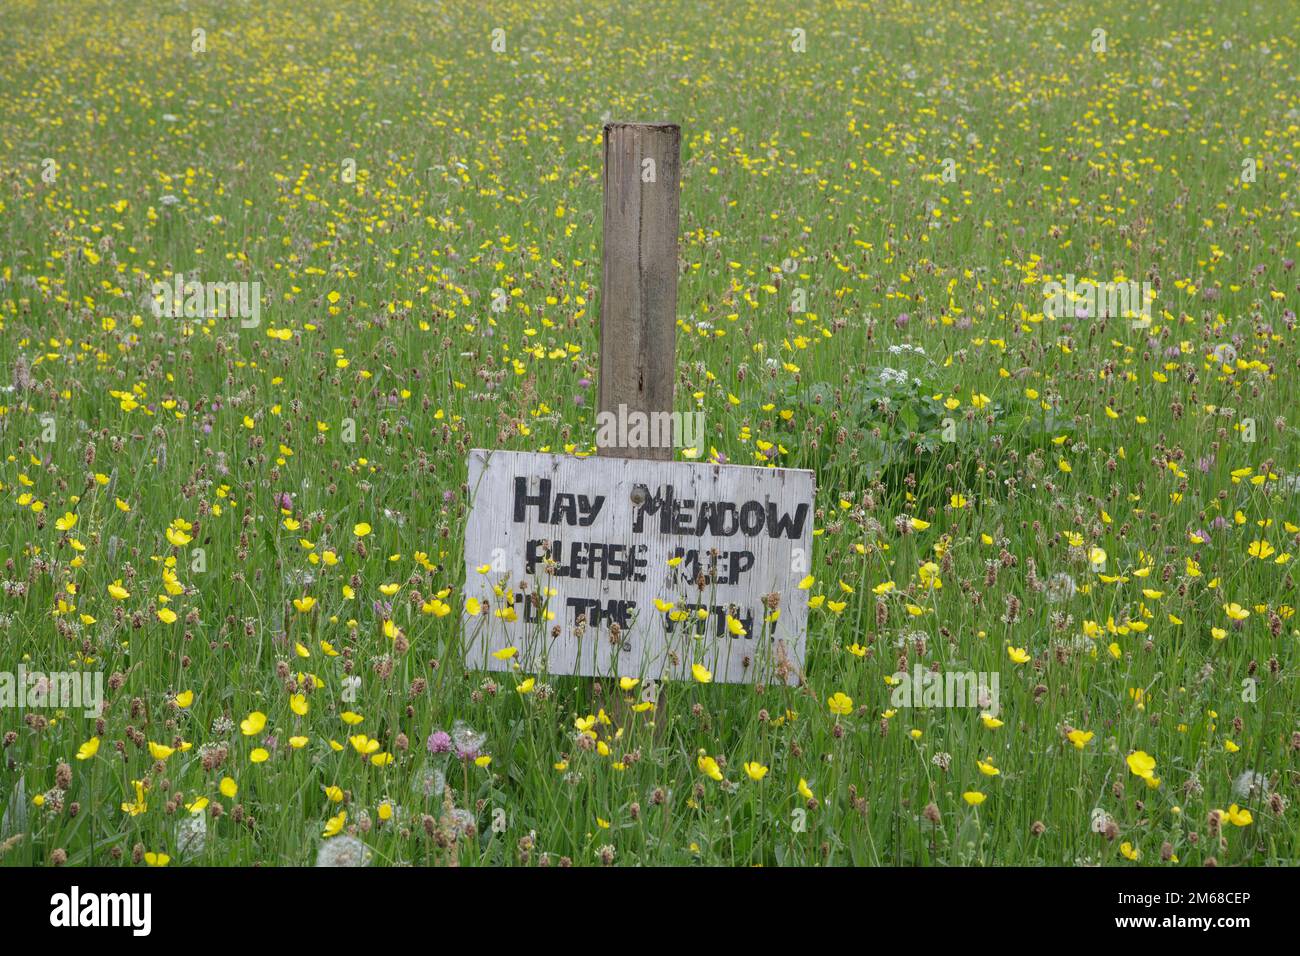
[598,122,680,461]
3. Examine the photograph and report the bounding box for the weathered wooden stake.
[598,122,680,461]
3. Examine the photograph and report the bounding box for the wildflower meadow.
[1,0,1298,876]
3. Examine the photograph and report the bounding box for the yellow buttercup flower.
[75,737,100,760]
[827,691,853,716]
[120,780,148,816]
[240,711,267,736]
[1248,540,1275,560]
[1225,804,1253,827]
[1126,750,1157,781]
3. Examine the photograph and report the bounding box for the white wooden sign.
[462,449,814,685]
